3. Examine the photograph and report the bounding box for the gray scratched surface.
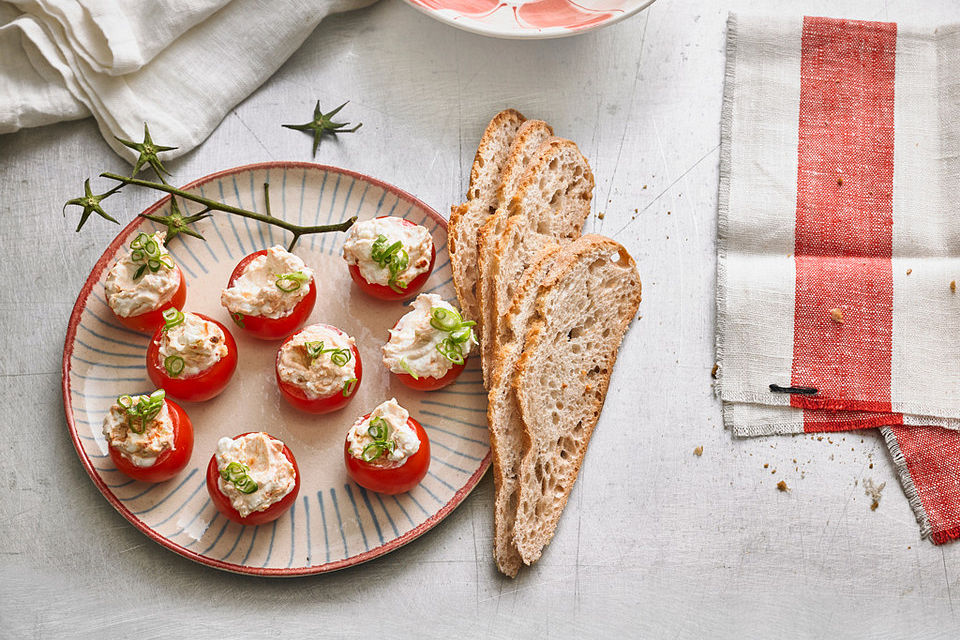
[2,0,959,637]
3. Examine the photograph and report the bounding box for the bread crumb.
[642,185,647,190]
[693,446,703,457]
[597,212,605,219]
[711,363,719,379]
[951,280,956,292]
[829,308,844,324]
[864,478,885,511]
[837,177,843,186]
[667,211,671,215]
[771,469,777,474]
[776,480,789,492]
[906,268,912,275]
[763,463,769,468]
[869,463,873,469]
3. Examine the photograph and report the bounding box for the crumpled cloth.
[0,0,376,162]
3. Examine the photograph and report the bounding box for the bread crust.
[510,236,641,566]
[448,109,526,322]
[476,121,554,387]
[486,245,560,577]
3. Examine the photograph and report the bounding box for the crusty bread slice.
[487,245,561,577]
[476,120,554,387]
[512,236,641,566]
[448,109,526,324]
[486,138,594,376]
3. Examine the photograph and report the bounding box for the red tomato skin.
[275,326,362,414]
[344,416,430,495]
[394,361,466,391]
[225,250,317,340]
[112,266,187,334]
[108,399,194,483]
[347,217,436,301]
[146,314,239,403]
[205,433,301,526]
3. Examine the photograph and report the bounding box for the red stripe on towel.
[791,16,899,417]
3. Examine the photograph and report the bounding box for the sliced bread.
[486,138,594,376]
[487,244,561,577]
[476,120,554,387]
[448,109,526,324]
[512,235,642,565]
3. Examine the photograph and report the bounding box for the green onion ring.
[275,271,309,292]
[162,308,184,331]
[398,358,419,380]
[342,378,358,397]
[164,355,185,377]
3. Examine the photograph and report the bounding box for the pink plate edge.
[61,161,492,577]
[399,0,657,40]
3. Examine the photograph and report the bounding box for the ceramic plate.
[62,162,490,576]
[401,0,655,39]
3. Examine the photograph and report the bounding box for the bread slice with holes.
[486,138,594,377]
[476,120,554,386]
[511,236,641,566]
[448,109,526,324]
[486,244,561,577]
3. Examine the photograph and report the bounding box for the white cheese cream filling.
[158,312,228,377]
[382,293,477,379]
[105,231,180,317]
[276,324,357,399]
[216,433,296,518]
[220,246,313,319]
[342,216,433,288]
[101,398,174,467]
[346,398,420,466]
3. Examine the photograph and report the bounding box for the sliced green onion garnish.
[128,233,173,281]
[231,312,245,328]
[275,271,309,292]
[162,308,184,331]
[436,337,465,365]
[118,389,165,433]
[361,442,383,462]
[430,307,462,331]
[342,378,358,397]
[303,340,351,366]
[219,461,259,494]
[371,234,411,292]
[164,355,185,377]
[330,349,351,367]
[398,358,419,380]
[304,340,324,358]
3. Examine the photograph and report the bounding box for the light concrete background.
[2,0,959,637]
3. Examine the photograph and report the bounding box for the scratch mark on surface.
[598,10,650,236]
[232,110,274,159]
[610,143,719,239]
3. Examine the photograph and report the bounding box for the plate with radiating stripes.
[62,162,490,576]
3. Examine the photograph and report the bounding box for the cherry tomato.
[225,250,317,340]
[206,433,301,526]
[112,266,187,334]
[347,217,436,301]
[146,313,239,403]
[386,319,467,391]
[344,414,430,494]
[275,325,362,414]
[108,399,194,483]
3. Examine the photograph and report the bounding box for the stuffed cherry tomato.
[382,293,476,391]
[220,245,316,340]
[342,216,436,301]
[146,310,238,402]
[105,231,187,333]
[206,432,300,526]
[275,323,362,414]
[101,389,194,483]
[343,399,430,495]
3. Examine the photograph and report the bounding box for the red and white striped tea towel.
[718,13,960,543]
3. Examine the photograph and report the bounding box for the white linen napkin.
[0,0,376,161]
